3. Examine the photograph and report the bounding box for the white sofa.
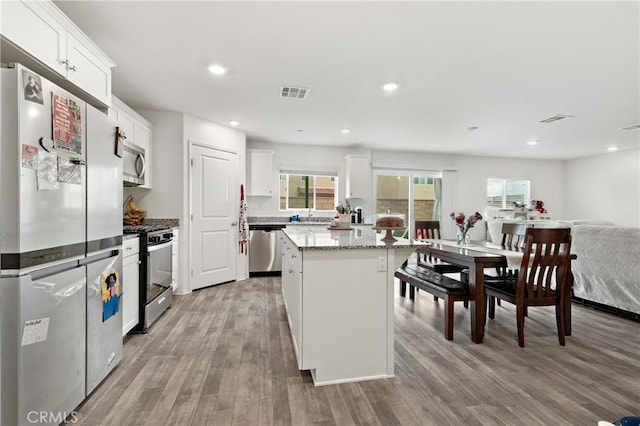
[486,219,616,243]
[487,219,639,315]
[570,225,640,315]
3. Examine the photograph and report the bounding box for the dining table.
[415,240,573,344]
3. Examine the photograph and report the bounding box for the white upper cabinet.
[65,32,112,105]
[1,0,114,106]
[110,96,153,189]
[345,155,370,199]
[247,149,274,196]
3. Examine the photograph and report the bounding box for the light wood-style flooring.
[72,276,640,425]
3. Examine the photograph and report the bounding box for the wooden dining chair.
[485,222,533,310]
[483,227,572,347]
[501,222,530,250]
[411,221,468,307]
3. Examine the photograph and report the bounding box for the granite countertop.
[282,225,426,250]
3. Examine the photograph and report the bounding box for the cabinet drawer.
[123,237,139,256]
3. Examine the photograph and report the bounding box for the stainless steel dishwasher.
[249,224,285,275]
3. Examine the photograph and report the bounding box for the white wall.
[246,140,370,219]
[245,140,567,241]
[371,150,566,240]
[564,149,640,227]
[126,110,247,294]
[124,110,184,218]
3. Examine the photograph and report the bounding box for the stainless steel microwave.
[122,141,146,186]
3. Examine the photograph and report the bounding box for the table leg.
[469,264,485,344]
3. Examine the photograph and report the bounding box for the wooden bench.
[395,263,470,340]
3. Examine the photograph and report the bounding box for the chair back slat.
[517,228,572,302]
[415,221,442,240]
[501,222,531,250]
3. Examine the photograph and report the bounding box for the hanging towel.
[239,184,249,254]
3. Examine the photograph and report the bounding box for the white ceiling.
[54,1,639,160]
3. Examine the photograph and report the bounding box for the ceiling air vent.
[620,124,640,131]
[539,114,574,123]
[280,86,309,100]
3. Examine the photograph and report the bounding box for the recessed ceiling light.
[607,146,619,152]
[340,128,351,134]
[467,126,479,132]
[229,120,240,127]
[208,64,227,75]
[296,129,304,133]
[382,82,399,92]
[526,140,539,146]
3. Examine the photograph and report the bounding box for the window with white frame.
[487,178,531,210]
[279,172,338,211]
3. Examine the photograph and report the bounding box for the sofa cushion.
[571,225,640,314]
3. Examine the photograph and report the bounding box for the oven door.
[146,240,173,303]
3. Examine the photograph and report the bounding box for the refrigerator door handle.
[81,249,120,266]
[30,260,81,281]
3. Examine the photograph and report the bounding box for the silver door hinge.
[190,214,193,221]
[190,158,194,166]
[191,269,194,277]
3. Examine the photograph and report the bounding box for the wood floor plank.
[71,276,640,425]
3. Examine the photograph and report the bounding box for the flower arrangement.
[450,211,483,245]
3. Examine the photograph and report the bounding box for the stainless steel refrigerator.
[0,64,123,426]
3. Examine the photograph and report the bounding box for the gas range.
[123,224,174,333]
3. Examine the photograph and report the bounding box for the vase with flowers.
[450,211,483,245]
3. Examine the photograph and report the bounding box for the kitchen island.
[280,225,425,386]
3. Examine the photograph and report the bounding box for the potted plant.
[336,203,350,225]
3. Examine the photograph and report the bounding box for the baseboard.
[572,297,639,322]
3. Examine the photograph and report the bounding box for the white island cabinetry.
[280,226,418,385]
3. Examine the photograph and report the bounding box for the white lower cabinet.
[172,229,179,291]
[281,236,303,366]
[122,237,140,336]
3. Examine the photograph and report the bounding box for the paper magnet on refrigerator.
[101,268,121,322]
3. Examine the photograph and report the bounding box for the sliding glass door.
[374,170,442,238]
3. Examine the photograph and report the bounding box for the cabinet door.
[122,253,140,336]
[66,32,112,105]
[1,0,67,76]
[289,251,303,368]
[171,229,179,291]
[247,150,274,196]
[345,156,370,199]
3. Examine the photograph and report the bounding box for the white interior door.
[190,144,237,290]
